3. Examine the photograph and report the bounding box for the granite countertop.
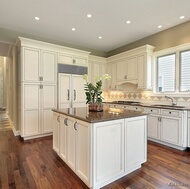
[52,107,147,123]
[103,101,190,110]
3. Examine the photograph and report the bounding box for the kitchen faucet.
[164,95,177,106]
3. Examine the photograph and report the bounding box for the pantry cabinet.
[22,48,57,83]
[21,83,57,138]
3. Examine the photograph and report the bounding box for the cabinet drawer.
[130,106,143,111]
[144,107,160,114]
[161,109,182,117]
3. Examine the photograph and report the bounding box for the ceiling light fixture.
[72,28,76,31]
[180,16,185,19]
[98,36,102,39]
[35,17,40,20]
[158,25,162,28]
[126,20,131,24]
[87,14,92,18]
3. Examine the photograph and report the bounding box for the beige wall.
[107,21,190,56]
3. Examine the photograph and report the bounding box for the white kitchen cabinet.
[188,111,190,147]
[22,47,57,83]
[58,73,86,108]
[53,114,90,186]
[21,83,57,139]
[53,113,60,154]
[144,107,187,149]
[116,56,137,84]
[137,47,154,90]
[107,62,117,90]
[125,116,147,173]
[58,52,88,67]
[88,57,107,90]
[53,111,147,189]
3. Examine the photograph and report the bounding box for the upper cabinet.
[22,47,57,83]
[88,55,107,90]
[58,51,89,67]
[116,56,137,84]
[107,44,155,90]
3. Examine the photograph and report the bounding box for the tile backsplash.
[103,90,190,106]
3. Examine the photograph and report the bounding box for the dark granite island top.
[52,107,147,123]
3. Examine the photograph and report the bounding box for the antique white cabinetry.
[107,45,154,89]
[187,111,190,147]
[21,48,57,83]
[116,56,137,84]
[53,113,90,187]
[17,37,58,140]
[58,73,86,108]
[53,111,147,189]
[88,55,107,90]
[106,62,117,90]
[144,107,187,150]
[58,51,89,67]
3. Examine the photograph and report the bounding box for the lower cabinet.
[188,111,190,147]
[21,83,57,139]
[53,113,147,189]
[144,107,187,149]
[53,113,90,187]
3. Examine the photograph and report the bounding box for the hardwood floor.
[0,129,190,189]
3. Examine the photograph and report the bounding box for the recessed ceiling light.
[126,20,131,24]
[35,17,39,20]
[98,36,102,39]
[72,28,76,31]
[87,14,92,18]
[158,25,162,28]
[180,16,185,19]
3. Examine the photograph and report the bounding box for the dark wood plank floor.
[0,129,190,189]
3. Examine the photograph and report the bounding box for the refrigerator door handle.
[74,90,76,100]
[67,89,70,100]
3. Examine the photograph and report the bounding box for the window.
[180,50,190,91]
[157,54,176,92]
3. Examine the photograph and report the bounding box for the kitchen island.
[52,107,147,189]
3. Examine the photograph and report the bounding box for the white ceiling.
[0,0,190,56]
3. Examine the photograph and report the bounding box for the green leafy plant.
[82,74,111,104]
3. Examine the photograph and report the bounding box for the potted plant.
[82,74,111,112]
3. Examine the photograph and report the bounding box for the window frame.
[153,43,190,96]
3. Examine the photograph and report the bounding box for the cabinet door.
[41,84,57,133]
[126,56,137,81]
[160,116,182,146]
[23,84,40,136]
[23,48,40,82]
[58,53,73,65]
[41,51,57,83]
[53,113,60,154]
[72,75,86,106]
[67,117,76,171]
[147,114,160,139]
[75,120,90,186]
[188,118,190,147]
[74,55,88,67]
[125,116,147,172]
[107,62,117,90]
[59,115,68,162]
[116,59,126,82]
[58,74,71,108]
[93,120,124,186]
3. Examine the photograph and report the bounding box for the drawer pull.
[151,110,153,112]
[169,112,171,114]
